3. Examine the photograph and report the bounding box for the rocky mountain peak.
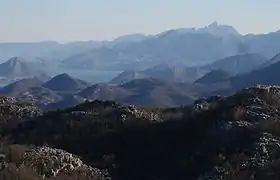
[207,21,219,28]
[6,56,25,66]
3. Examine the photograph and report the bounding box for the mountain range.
[1,22,280,74]
[59,23,280,71]
[110,53,269,84]
[0,49,280,111]
[1,50,280,109]
[0,73,208,109]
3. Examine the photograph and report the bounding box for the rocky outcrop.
[0,145,108,180]
[0,96,42,121]
[195,85,280,179]
[21,146,107,179]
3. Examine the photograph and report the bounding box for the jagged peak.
[7,56,25,62]
[207,21,219,28]
[3,56,26,66]
[158,21,240,38]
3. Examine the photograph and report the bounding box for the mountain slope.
[109,71,148,85]
[202,54,280,96]
[230,59,280,90]
[261,53,280,68]
[0,78,43,97]
[1,76,206,108]
[43,73,89,92]
[110,53,268,84]
[79,83,132,101]
[118,78,203,107]
[113,33,149,43]
[202,53,268,75]
[194,69,232,84]
[244,31,280,57]
[79,78,205,107]
[0,79,62,108]
[0,57,39,77]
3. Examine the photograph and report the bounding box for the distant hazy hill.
[109,53,268,85]
[194,70,232,84]
[0,57,38,77]
[198,54,280,96]
[43,73,89,92]
[110,64,204,85]
[78,83,132,101]
[113,33,150,43]
[230,58,280,91]
[0,78,62,107]
[244,31,280,57]
[79,78,205,107]
[0,41,101,62]
[0,78,43,96]
[118,78,203,107]
[201,53,268,76]
[261,53,280,68]
[140,64,180,82]
[109,71,148,85]
[159,21,240,38]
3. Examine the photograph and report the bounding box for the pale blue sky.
[0,0,279,42]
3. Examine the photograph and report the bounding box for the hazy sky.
[1,0,279,42]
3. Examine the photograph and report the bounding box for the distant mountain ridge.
[109,53,269,84]
[160,21,240,38]
[3,51,280,109]
[0,75,206,108]
[2,22,280,75]
[195,53,280,96]
[59,22,279,71]
[109,71,148,85]
[201,53,268,75]
[194,70,231,84]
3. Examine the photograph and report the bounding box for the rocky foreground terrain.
[1,85,280,179]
